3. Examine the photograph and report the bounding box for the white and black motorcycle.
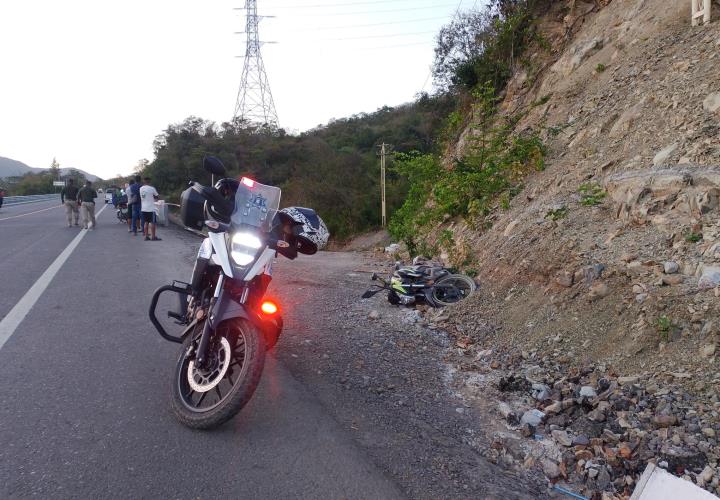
[149,157,328,429]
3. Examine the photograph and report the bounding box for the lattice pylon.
[233,0,278,126]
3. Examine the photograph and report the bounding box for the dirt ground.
[270,250,549,499]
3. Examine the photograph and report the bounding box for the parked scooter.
[148,156,329,429]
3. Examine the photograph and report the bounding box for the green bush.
[545,206,568,220]
[578,183,607,206]
[389,83,545,252]
[656,315,672,342]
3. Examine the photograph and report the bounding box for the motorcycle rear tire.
[430,274,476,306]
[170,318,265,430]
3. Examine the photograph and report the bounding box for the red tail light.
[260,300,278,315]
[241,177,255,188]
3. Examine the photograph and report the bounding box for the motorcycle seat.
[397,265,447,280]
[397,269,423,278]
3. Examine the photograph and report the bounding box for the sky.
[0,0,480,179]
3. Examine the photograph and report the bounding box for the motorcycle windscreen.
[231,180,281,232]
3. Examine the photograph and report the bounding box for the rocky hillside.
[412,0,720,497]
[441,0,720,387]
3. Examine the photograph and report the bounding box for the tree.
[135,159,149,174]
[49,157,60,180]
[139,94,453,239]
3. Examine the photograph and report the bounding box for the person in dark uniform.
[60,179,80,227]
[77,180,97,230]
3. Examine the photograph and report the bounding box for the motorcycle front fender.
[212,290,282,348]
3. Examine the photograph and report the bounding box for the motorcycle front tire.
[170,318,265,430]
[387,290,401,305]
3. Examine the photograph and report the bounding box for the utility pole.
[378,143,393,227]
[691,0,712,25]
[233,0,278,126]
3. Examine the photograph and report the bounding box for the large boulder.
[605,166,720,221]
[551,37,604,77]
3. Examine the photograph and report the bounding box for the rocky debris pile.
[443,338,720,499]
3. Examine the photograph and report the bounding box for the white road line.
[0,204,108,351]
[0,204,61,221]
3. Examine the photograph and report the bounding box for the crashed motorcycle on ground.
[362,260,476,307]
[149,157,328,429]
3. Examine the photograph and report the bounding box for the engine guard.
[148,282,193,344]
[149,282,283,349]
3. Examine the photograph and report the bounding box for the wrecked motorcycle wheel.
[431,274,476,306]
[170,318,265,429]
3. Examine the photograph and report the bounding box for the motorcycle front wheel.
[170,318,265,429]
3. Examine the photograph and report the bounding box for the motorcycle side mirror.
[361,290,378,299]
[203,156,227,176]
[371,273,378,281]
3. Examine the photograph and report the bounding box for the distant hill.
[0,156,38,177]
[0,156,100,181]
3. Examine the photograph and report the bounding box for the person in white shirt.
[139,176,161,241]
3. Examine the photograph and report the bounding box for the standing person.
[139,176,161,241]
[124,182,133,230]
[128,175,141,235]
[0,188,4,211]
[77,180,97,230]
[60,179,80,227]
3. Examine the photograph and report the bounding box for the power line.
[276,15,453,32]
[270,0,440,8]
[267,3,459,16]
[307,30,436,42]
[348,40,433,51]
[420,0,467,92]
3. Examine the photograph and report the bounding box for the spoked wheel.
[170,318,265,429]
[431,274,476,306]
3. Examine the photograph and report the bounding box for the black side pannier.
[180,187,205,231]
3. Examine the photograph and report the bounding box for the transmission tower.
[233,0,278,126]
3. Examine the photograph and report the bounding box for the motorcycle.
[149,156,328,429]
[116,194,129,223]
[362,261,476,307]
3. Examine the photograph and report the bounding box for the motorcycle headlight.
[231,232,262,266]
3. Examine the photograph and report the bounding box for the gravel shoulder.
[271,250,547,499]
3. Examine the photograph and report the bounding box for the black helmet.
[214,177,239,200]
[277,207,329,255]
[201,177,238,222]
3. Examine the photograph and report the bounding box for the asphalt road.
[0,201,402,499]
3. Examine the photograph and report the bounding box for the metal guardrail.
[3,194,57,206]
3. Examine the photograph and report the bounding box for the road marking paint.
[0,204,61,221]
[0,204,108,351]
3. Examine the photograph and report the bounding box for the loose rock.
[552,429,573,447]
[521,409,545,427]
[663,261,679,274]
[588,283,610,300]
